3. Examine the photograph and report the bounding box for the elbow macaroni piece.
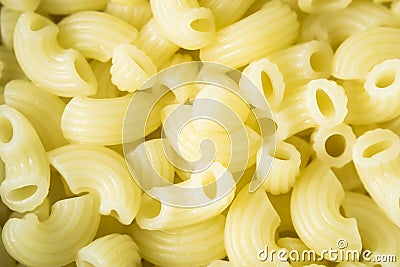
[332,26,400,80]
[0,7,21,51]
[0,0,40,12]
[129,215,226,267]
[48,144,142,225]
[0,105,49,213]
[57,11,139,62]
[38,0,107,15]
[76,234,141,267]
[4,80,67,151]
[200,0,299,68]
[14,12,97,97]
[291,160,362,261]
[2,194,100,267]
[105,0,152,30]
[298,0,351,13]
[352,128,400,227]
[150,0,216,50]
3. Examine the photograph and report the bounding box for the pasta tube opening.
[7,185,38,202]
[0,115,13,143]
[325,134,346,157]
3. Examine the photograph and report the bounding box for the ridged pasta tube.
[332,27,400,80]
[291,160,362,261]
[0,0,40,12]
[342,192,400,267]
[352,128,400,227]
[150,0,216,50]
[76,234,142,267]
[2,194,101,267]
[38,0,107,15]
[57,11,139,62]
[105,0,152,30]
[0,105,49,213]
[298,0,351,13]
[200,0,299,68]
[0,7,21,50]
[14,12,97,97]
[225,186,290,266]
[4,80,67,151]
[129,215,226,267]
[274,79,348,140]
[48,144,142,225]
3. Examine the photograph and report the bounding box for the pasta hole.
[261,71,274,100]
[74,58,92,83]
[272,146,291,161]
[190,18,212,32]
[202,172,217,200]
[316,89,335,119]
[142,197,161,219]
[375,69,396,88]
[325,134,346,157]
[7,185,38,202]
[29,18,49,31]
[310,50,327,72]
[0,116,13,143]
[362,140,392,158]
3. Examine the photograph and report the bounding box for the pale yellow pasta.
[332,26,400,80]
[89,60,120,99]
[298,0,351,13]
[300,0,400,50]
[311,123,356,168]
[129,215,226,267]
[291,160,361,261]
[0,226,16,267]
[14,12,97,97]
[135,162,235,230]
[198,0,255,28]
[0,47,26,86]
[38,0,107,15]
[2,194,100,267]
[105,0,151,30]
[76,234,142,267]
[241,58,285,110]
[332,162,366,193]
[256,141,301,194]
[200,0,299,68]
[48,144,142,225]
[266,40,334,91]
[9,197,50,222]
[0,0,40,12]
[342,192,400,267]
[125,138,175,190]
[285,136,312,169]
[225,186,290,267]
[274,79,348,140]
[380,115,400,135]
[0,7,21,50]
[277,237,319,267]
[57,11,139,62]
[0,105,49,213]
[150,0,216,50]
[135,18,180,69]
[352,128,400,227]
[268,192,296,236]
[4,80,67,151]
[111,44,157,92]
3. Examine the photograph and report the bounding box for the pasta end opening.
[7,185,38,202]
[310,50,327,72]
[0,115,13,144]
[362,140,392,159]
[261,71,274,101]
[325,134,346,157]
[315,89,336,119]
[375,68,396,89]
[190,18,213,33]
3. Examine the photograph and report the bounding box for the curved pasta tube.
[311,123,357,168]
[129,215,226,267]
[105,0,152,30]
[342,192,400,267]
[267,40,334,90]
[298,0,351,13]
[57,11,139,62]
[241,58,285,110]
[135,162,235,230]
[200,0,299,68]
[352,128,400,227]
[48,144,142,225]
[0,7,21,50]
[135,18,180,69]
[291,160,362,261]
[4,80,67,151]
[0,0,40,12]
[38,0,107,15]
[150,0,216,50]
[111,44,157,92]
[300,0,400,50]
[332,27,400,80]
[0,105,49,213]
[76,234,141,267]
[14,12,97,97]
[256,141,301,194]
[274,79,348,140]
[225,186,290,266]
[2,194,100,267]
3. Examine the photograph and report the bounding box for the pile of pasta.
[0,0,400,266]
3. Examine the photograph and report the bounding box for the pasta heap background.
[0,0,399,266]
